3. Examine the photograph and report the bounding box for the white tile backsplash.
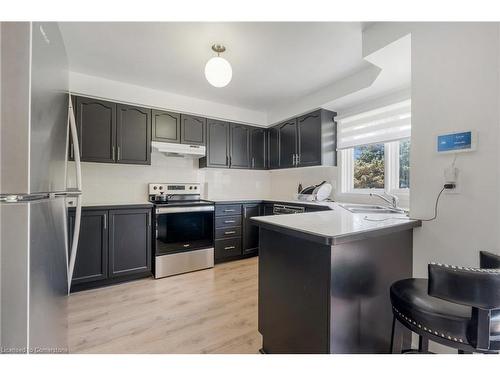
[69,151,339,204]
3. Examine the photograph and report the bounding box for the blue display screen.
[437,131,472,152]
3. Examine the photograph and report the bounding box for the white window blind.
[337,99,411,150]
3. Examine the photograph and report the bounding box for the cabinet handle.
[224,231,236,235]
[183,244,191,248]
[117,146,121,161]
[224,220,236,224]
[224,246,236,250]
[103,214,107,230]
[112,146,115,161]
[224,209,235,212]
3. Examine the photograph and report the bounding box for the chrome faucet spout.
[369,191,400,210]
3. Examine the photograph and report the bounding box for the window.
[353,143,385,189]
[399,139,410,189]
[338,100,411,194]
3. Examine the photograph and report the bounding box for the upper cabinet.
[74,97,116,163]
[296,110,322,167]
[278,119,298,169]
[152,110,180,143]
[116,104,151,165]
[71,96,151,165]
[200,119,230,168]
[180,114,206,145]
[229,123,251,169]
[267,127,279,169]
[250,127,267,169]
[267,109,337,169]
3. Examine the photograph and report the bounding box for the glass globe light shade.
[204,56,232,88]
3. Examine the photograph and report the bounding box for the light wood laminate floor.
[68,257,261,353]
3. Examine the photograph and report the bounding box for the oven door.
[155,206,214,256]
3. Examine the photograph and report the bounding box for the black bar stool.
[390,251,500,354]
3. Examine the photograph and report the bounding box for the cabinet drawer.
[215,204,242,216]
[215,215,241,228]
[215,238,242,259]
[215,226,241,239]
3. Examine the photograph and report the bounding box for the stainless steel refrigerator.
[0,22,82,354]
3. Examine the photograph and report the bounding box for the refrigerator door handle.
[67,94,83,292]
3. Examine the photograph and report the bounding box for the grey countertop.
[251,202,421,245]
[211,198,336,209]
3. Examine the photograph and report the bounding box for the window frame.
[339,139,410,196]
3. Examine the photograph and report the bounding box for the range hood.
[152,141,206,158]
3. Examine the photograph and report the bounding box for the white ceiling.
[59,22,371,112]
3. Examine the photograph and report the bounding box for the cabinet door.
[109,209,152,278]
[263,204,274,216]
[75,96,116,163]
[206,119,230,168]
[278,119,298,168]
[229,123,251,169]
[152,109,180,143]
[250,127,266,169]
[297,110,322,167]
[116,104,151,165]
[68,209,108,285]
[181,114,206,145]
[268,126,279,169]
[242,204,261,255]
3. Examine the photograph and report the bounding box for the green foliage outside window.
[353,144,385,189]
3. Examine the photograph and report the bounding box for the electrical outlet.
[444,166,460,194]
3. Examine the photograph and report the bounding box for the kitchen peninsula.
[251,205,421,354]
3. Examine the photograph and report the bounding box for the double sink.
[340,203,406,214]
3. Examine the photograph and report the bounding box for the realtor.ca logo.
[1,346,69,354]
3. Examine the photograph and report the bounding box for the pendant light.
[205,44,232,88]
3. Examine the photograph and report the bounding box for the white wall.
[69,72,268,126]
[410,23,500,275]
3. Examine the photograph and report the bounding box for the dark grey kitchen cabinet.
[297,110,322,167]
[69,205,152,292]
[68,209,108,286]
[268,126,279,169]
[181,114,206,145]
[229,123,251,169]
[74,96,116,163]
[242,204,261,255]
[200,119,230,168]
[116,104,151,165]
[250,127,267,169]
[152,109,180,143]
[263,203,275,216]
[108,208,152,278]
[278,119,298,169]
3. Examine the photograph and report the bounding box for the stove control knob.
[159,186,163,190]
[153,186,157,190]
[189,186,193,190]
[194,186,198,190]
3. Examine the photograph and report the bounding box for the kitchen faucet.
[369,191,400,210]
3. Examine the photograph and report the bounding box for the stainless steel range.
[149,183,214,278]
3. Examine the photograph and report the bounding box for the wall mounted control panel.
[437,130,477,154]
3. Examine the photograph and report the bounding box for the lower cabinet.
[69,206,152,292]
[214,203,262,263]
[68,210,108,285]
[108,209,152,278]
[242,204,260,255]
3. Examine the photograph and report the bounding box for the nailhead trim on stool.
[393,306,464,343]
[430,262,500,274]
